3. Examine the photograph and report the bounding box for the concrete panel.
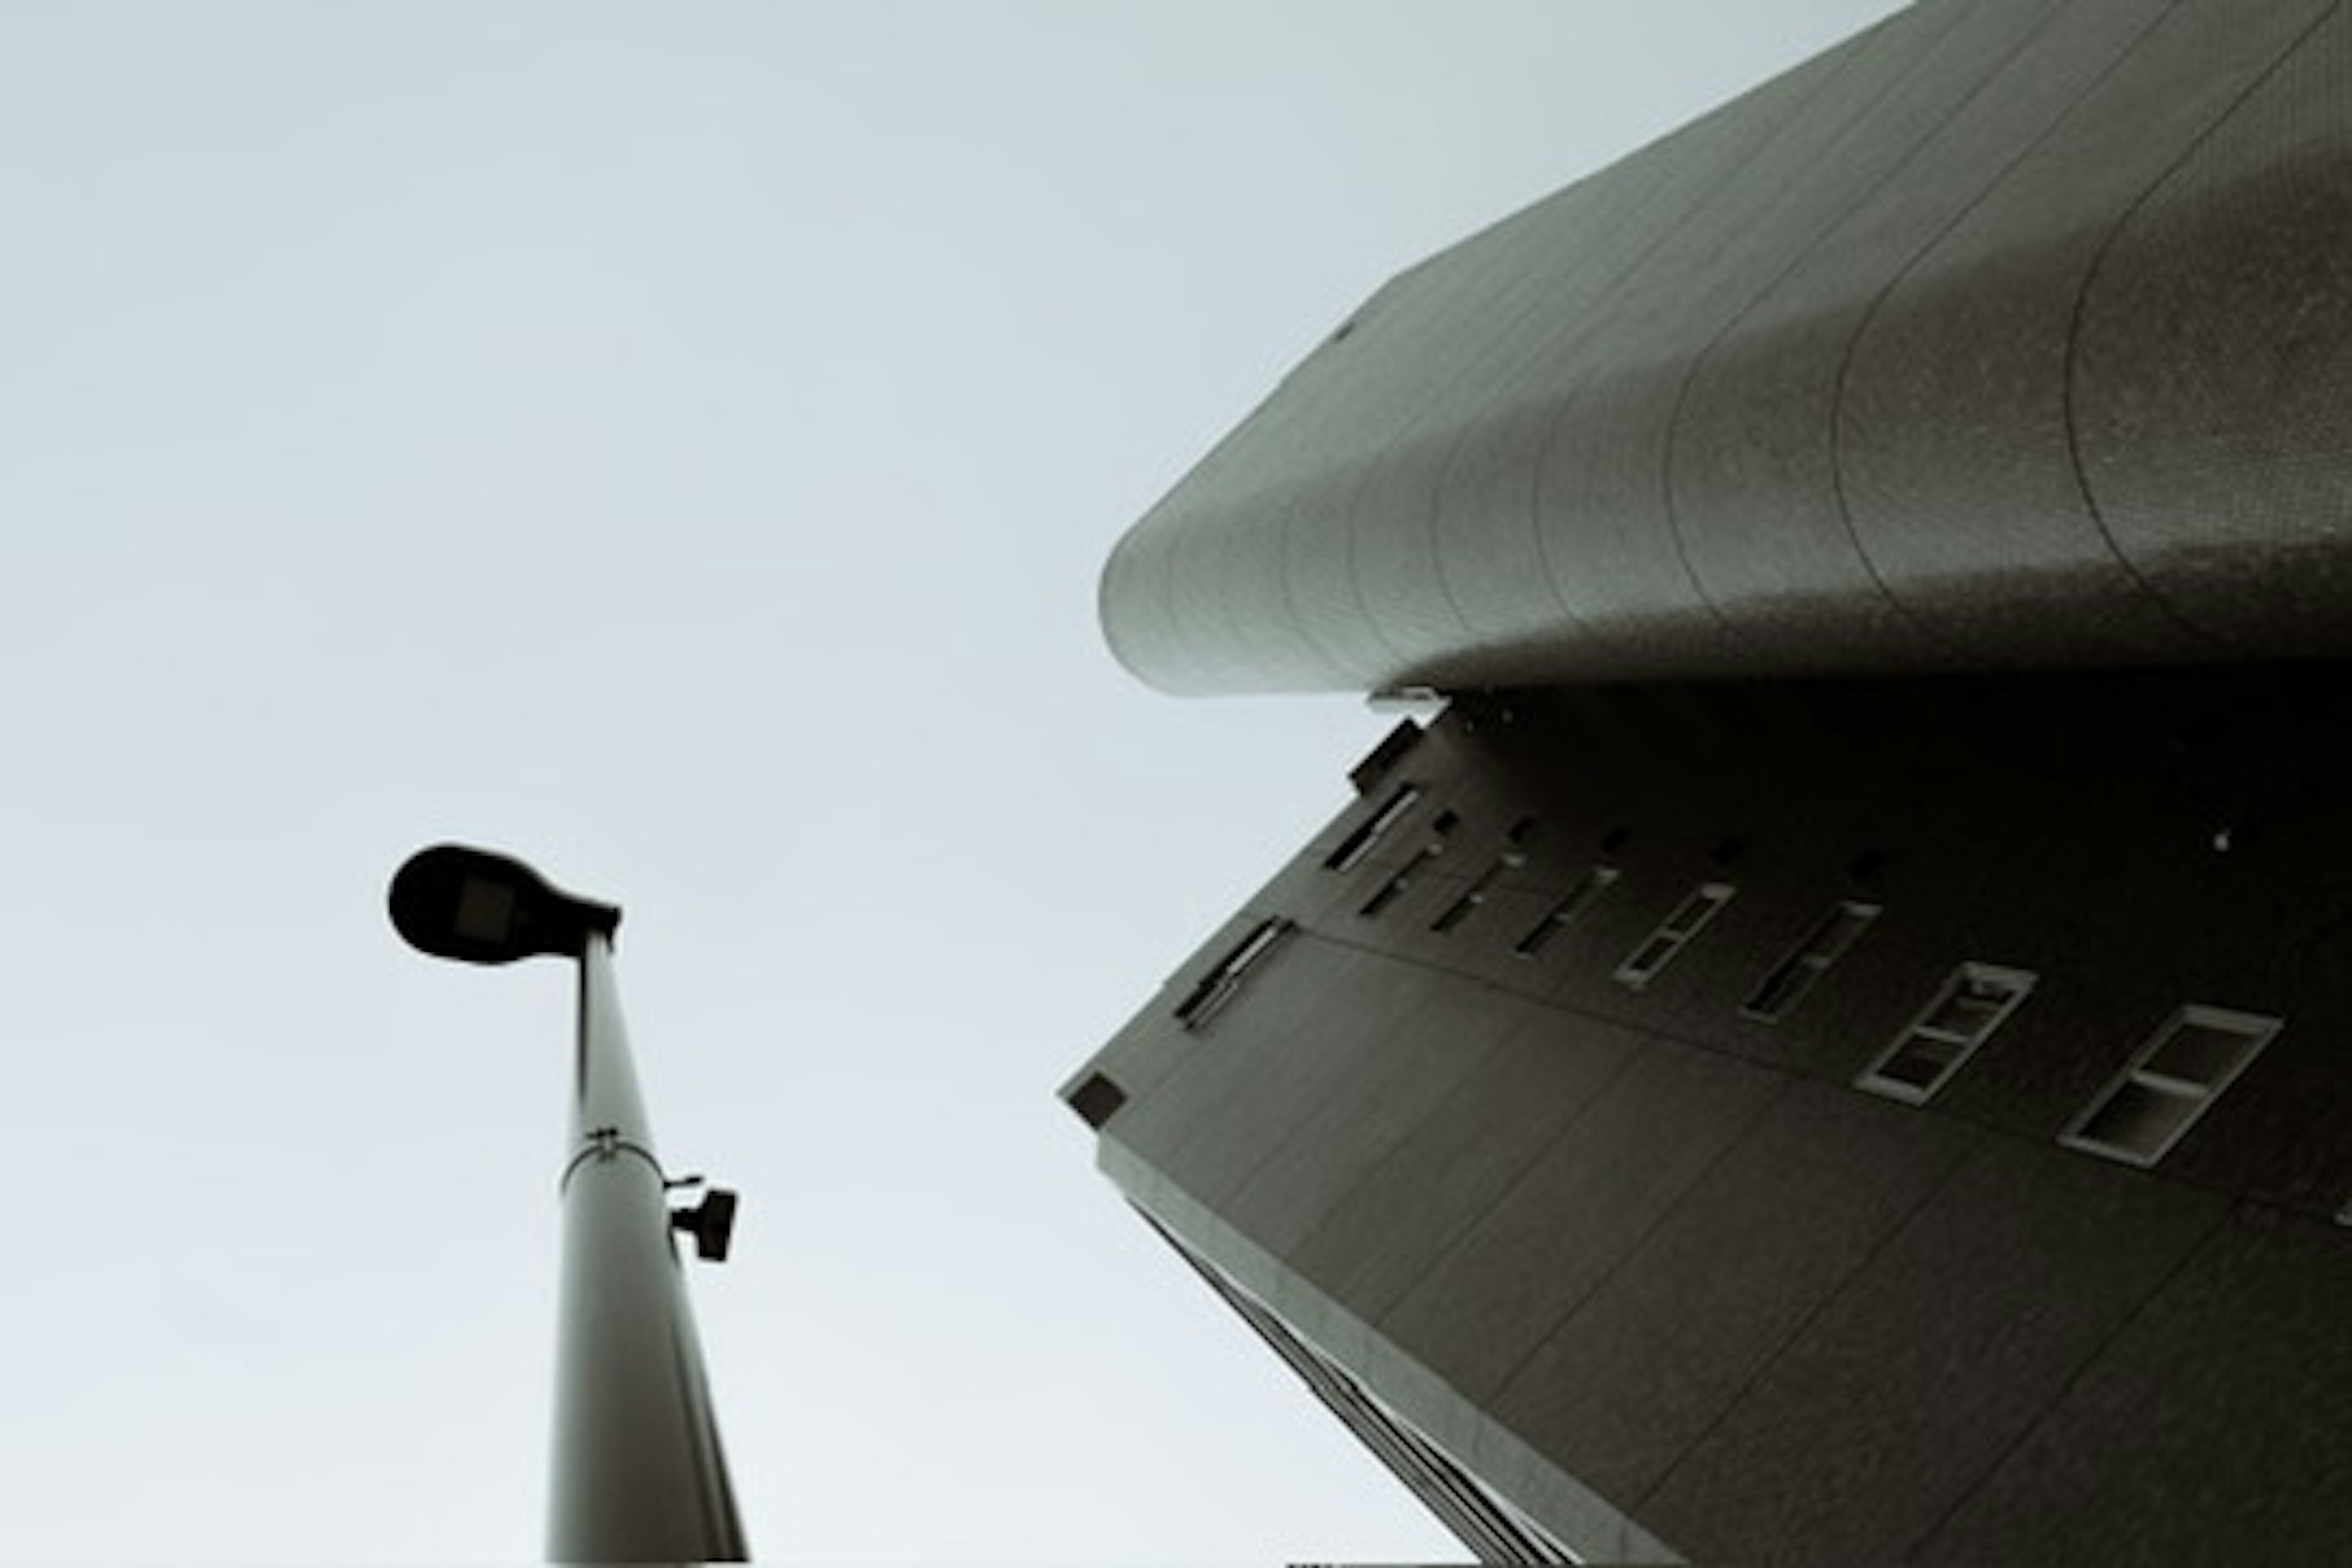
[1344,196,1629,673]
[1378,1036,1786,1404]
[2079,3,2352,652]
[1635,1138,2229,1564]
[1528,16,1956,678]
[1102,933,1398,1178]
[1488,1082,1985,1506]
[1219,977,1539,1256]
[1669,0,2080,662]
[1289,1008,1648,1321]
[1918,1205,2352,1563]
[1071,907,1323,1109]
[1145,953,1455,1214]
[1100,0,2352,696]
[1836,0,2309,667]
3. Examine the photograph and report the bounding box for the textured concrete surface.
[1101,0,2352,695]
[1069,674,2352,1560]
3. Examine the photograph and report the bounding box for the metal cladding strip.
[1099,0,2352,696]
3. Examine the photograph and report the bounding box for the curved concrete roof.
[1102,0,2352,695]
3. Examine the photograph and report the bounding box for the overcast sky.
[1,3,1901,1561]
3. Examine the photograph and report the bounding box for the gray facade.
[1072,0,2352,1561]
[1101,0,2352,695]
[1068,678,2352,1561]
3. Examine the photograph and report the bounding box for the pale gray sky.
[0,3,1899,1561]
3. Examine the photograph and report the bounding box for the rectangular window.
[1856,963,2035,1104]
[2061,1005,2280,1167]
[1173,917,1294,1031]
[1613,882,1733,989]
[1324,785,1423,873]
[1431,850,1525,934]
[1742,900,1881,1021]
[1513,867,1619,957]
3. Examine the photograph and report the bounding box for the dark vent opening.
[1064,1072,1128,1130]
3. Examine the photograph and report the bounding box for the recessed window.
[1173,918,1294,1031]
[1743,900,1881,1021]
[1513,867,1619,957]
[1431,850,1525,934]
[1613,882,1734,989]
[2061,1005,2280,1167]
[1856,962,2035,1103]
[1360,848,1433,917]
[1359,815,1460,918]
[1325,785,1423,873]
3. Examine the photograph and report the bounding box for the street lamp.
[389,844,748,1564]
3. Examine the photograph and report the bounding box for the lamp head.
[388,844,620,965]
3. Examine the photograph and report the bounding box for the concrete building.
[1063,1,2352,1561]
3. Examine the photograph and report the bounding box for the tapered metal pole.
[546,933,747,1563]
[390,845,746,1562]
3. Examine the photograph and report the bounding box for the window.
[1613,882,1733,989]
[1360,848,1434,918]
[1513,867,1619,957]
[1431,850,1524,934]
[1358,812,1460,918]
[1856,962,2035,1103]
[1324,785,1423,873]
[1173,918,1294,1031]
[1743,900,1881,1020]
[2062,1005,2280,1167]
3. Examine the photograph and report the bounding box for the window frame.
[1740,899,1882,1022]
[1431,848,1526,935]
[2059,1003,2280,1168]
[1513,865,1621,959]
[1855,962,2036,1105]
[1612,881,1735,989]
[1324,785,1424,873]
[1173,917,1295,1031]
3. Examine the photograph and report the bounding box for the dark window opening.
[1063,1072,1128,1130]
[1174,918,1295,1030]
[1325,785,1424,873]
[1743,900,1880,1022]
[1513,867,1619,957]
[1431,850,1524,935]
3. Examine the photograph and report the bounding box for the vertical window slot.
[1173,918,1295,1031]
[1431,850,1524,935]
[1513,867,1620,957]
[1325,785,1424,873]
[1358,815,1460,919]
[1743,900,1880,1021]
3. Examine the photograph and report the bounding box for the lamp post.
[389,845,748,1564]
